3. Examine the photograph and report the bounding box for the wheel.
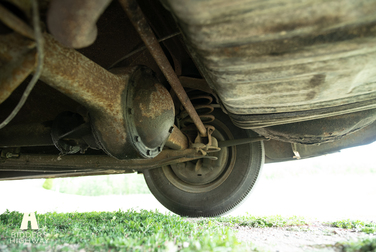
[143,109,264,217]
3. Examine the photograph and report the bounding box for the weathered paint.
[163,0,376,127]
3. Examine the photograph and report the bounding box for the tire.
[143,109,264,217]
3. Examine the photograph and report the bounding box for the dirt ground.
[233,222,374,252]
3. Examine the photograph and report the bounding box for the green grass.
[329,220,376,234]
[0,210,244,252]
[3,210,375,252]
[335,238,376,252]
[0,210,307,252]
[329,220,376,252]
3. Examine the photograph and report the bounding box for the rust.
[129,67,175,157]
[165,125,189,150]
[6,32,132,159]
[0,148,203,172]
[7,33,174,159]
[47,0,111,48]
[0,33,36,104]
[39,33,126,120]
[119,0,207,137]
[139,84,174,119]
[0,50,36,103]
[0,9,175,159]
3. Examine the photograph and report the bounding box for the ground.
[234,223,373,252]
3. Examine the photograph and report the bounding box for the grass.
[3,210,376,252]
[0,210,243,252]
[335,238,376,252]
[0,210,310,252]
[329,219,376,234]
[328,220,376,252]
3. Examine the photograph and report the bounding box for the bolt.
[146,150,151,155]
[158,147,161,152]
[168,126,174,133]
[6,152,19,158]
[128,108,133,114]
[135,136,140,142]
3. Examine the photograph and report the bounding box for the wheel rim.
[162,120,237,193]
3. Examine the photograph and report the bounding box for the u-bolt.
[118,0,207,137]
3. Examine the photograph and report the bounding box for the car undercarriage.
[1,0,376,216]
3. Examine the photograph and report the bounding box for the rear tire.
[143,110,264,217]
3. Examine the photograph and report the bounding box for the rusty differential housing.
[91,66,175,160]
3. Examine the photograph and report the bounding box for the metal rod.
[218,137,266,148]
[0,3,35,39]
[108,32,181,69]
[0,149,204,171]
[0,170,133,181]
[119,0,207,136]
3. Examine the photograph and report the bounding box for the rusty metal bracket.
[191,126,221,156]
[119,0,208,137]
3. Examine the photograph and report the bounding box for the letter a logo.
[20,212,39,230]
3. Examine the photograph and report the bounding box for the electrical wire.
[0,0,44,129]
[107,31,181,69]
